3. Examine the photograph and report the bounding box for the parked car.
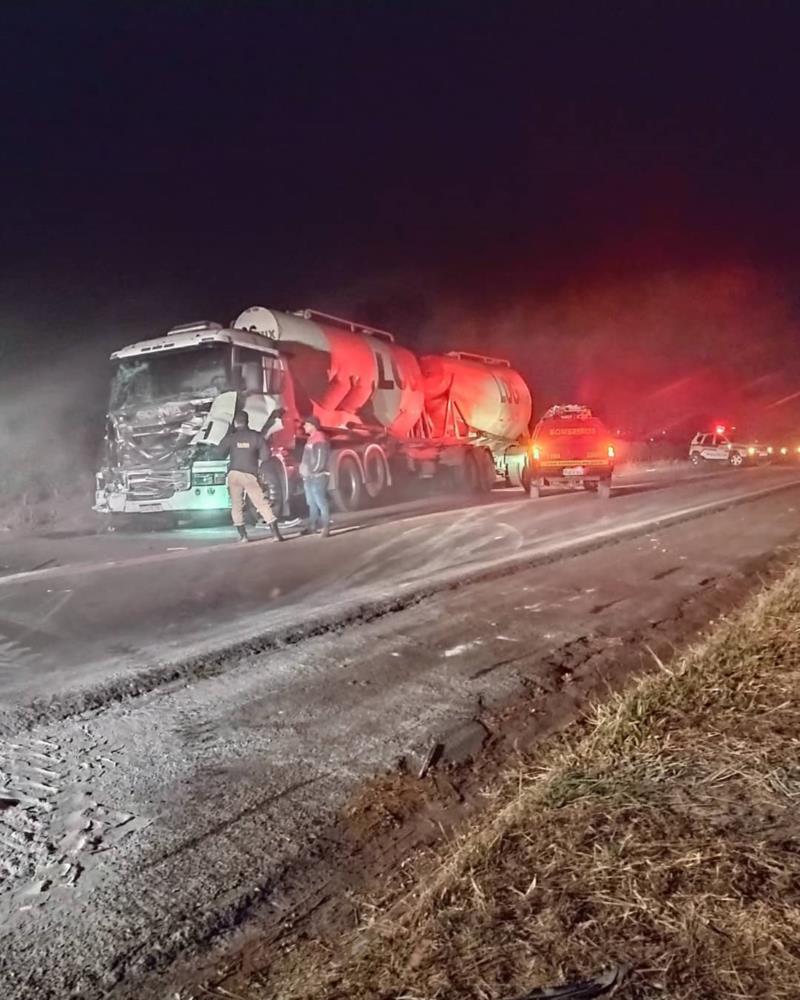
[689,432,771,467]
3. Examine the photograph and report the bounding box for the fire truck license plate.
[564,466,584,476]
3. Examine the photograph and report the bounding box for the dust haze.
[2,265,798,532]
[335,264,800,439]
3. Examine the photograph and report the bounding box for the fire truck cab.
[527,405,615,499]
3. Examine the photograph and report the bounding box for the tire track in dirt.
[0,726,148,922]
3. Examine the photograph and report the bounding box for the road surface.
[1,463,800,998]
[0,463,791,725]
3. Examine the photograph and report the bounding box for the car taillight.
[607,444,615,459]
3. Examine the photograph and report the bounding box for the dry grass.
[247,563,800,1000]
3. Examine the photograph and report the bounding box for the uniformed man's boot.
[269,520,285,542]
[236,525,249,543]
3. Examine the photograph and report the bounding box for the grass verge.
[245,561,800,1000]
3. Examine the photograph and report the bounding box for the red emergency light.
[714,424,726,435]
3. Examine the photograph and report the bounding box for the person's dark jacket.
[299,430,330,479]
[218,428,269,476]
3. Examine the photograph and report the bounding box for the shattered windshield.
[110,344,230,408]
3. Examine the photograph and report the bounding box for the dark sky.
[2,1,800,431]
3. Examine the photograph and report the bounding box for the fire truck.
[528,405,615,499]
[94,307,533,523]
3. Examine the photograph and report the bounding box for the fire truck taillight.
[607,444,615,459]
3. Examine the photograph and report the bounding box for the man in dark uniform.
[219,410,284,543]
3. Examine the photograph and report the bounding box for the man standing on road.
[219,410,284,543]
[300,415,331,537]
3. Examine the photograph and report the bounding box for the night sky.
[2,1,800,435]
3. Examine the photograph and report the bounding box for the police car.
[689,427,771,467]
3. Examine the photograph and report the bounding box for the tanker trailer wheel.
[476,449,495,493]
[520,461,534,494]
[332,454,364,512]
[462,451,481,494]
[363,446,388,502]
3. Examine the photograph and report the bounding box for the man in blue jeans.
[300,416,331,537]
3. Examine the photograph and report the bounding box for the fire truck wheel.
[528,479,543,499]
[332,454,364,512]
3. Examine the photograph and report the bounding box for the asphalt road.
[2,463,800,999]
[0,463,797,723]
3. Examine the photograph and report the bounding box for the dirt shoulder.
[213,556,800,1000]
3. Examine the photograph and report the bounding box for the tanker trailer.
[420,352,533,489]
[95,305,536,525]
[233,306,428,510]
[234,308,533,509]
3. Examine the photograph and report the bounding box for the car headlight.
[748,447,756,456]
[767,446,774,455]
[781,447,788,456]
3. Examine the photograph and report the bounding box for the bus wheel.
[332,454,364,512]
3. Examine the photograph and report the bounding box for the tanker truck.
[94,306,533,523]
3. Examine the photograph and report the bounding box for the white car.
[689,432,771,467]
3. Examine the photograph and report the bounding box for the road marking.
[0,476,798,591]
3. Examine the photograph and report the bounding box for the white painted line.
[0,475,798,590]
